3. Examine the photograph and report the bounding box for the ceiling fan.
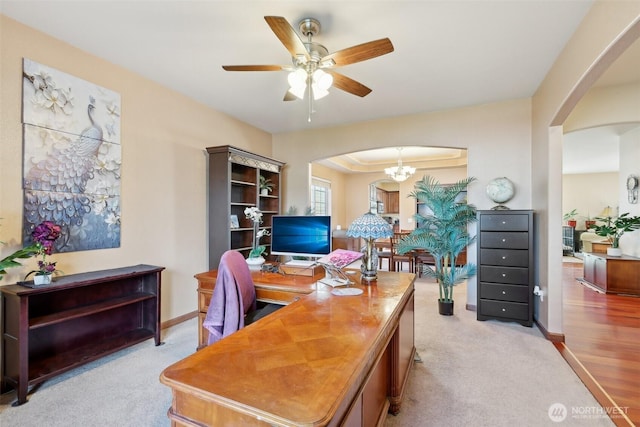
[222,16,394,108]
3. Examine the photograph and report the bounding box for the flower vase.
[246,256,265,266]
[34,274,52,285]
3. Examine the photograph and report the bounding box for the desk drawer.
[480,214,529,231]
[479,283,529,303]
[479,299,529,321]
[480,265,529,285]
[480,232,529,249]
[480,249,528,267]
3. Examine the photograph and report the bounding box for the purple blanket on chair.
[203,251,257,345]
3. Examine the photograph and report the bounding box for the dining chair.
[390,232,414,272]
[414,249,435,278]
[375,238,392,271]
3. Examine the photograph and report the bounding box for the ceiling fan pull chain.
[308,85,312,122]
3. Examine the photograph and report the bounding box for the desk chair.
[203,250,280,345]
[391,232,414,272]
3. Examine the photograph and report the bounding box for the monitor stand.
[284,259,316,267]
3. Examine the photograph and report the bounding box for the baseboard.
[465,303,476,311]
[554,342,635,427]
[535,318,565,343]
[161,310,197,330]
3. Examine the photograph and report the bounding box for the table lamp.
[599,206,614,218]
[347,212,393,281]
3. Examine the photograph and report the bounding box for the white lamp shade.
[313,69,333,90]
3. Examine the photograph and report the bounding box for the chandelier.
[385,148,416,182]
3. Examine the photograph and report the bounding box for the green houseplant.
[397,176,477,315]
[259,175,274,195]
[589,212,640,256]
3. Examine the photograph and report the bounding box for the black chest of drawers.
[477,210,534,327]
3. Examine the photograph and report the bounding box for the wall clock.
[627,175,638,204]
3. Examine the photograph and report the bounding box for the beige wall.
[0,16,272,321]
[532,1,640,334]
[562,173,619,230]
[274,98,533,306]
[2,1,639,336]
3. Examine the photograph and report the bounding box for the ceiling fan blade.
[265,16,310,61]
[328,71,372,97]
[283,91,297,101]
[322,38,394,67]
[222,65,284,71]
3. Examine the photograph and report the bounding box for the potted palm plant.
[589,212,640,256]
[397,176,477,315]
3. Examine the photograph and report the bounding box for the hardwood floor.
[558,261,640,426]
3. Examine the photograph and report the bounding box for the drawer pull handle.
[501,256,507,260]
[502,238,506,242]
[502,221,506,224]
[502,273,506,277]
[502,308,506,312]
[502,291,506,295]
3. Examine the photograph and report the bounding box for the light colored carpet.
[0,278,613,426]
[385,279,612,427]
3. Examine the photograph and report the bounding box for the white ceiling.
[2,0,638,174]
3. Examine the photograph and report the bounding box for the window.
[311,177,331,216]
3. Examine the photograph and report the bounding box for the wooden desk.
[591,241,612,254]
[195,269,324,349]
[162,270,416,426]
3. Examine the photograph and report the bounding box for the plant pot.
[260,188,269,196]
[246,256,265,266]
[607,247,622,257]
[585,220,596,229]
[438,299,454,316]
[34,274,52,285]
[567,220,577,228]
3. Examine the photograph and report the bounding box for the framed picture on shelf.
[230,215,239,229]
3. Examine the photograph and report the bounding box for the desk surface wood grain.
[161,270,415,426]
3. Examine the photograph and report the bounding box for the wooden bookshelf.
[0,264,164,405]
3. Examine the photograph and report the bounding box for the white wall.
[619,127,640,257]
[532,1,640,335]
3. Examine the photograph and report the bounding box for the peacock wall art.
[21,59,122,252]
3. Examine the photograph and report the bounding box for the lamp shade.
[599,206,614,217]
[347,212,393,239]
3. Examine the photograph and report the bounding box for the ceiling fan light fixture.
[311,83,329,100]
[288,69,307,89]
[312,69,333,90]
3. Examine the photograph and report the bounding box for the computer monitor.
[270,215,331,261]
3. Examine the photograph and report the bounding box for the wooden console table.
[582,252,640,296]
[1,264,164,405]
[162,270,416,426]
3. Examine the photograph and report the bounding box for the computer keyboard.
[284,260,316,268]
[318,277,351,287]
